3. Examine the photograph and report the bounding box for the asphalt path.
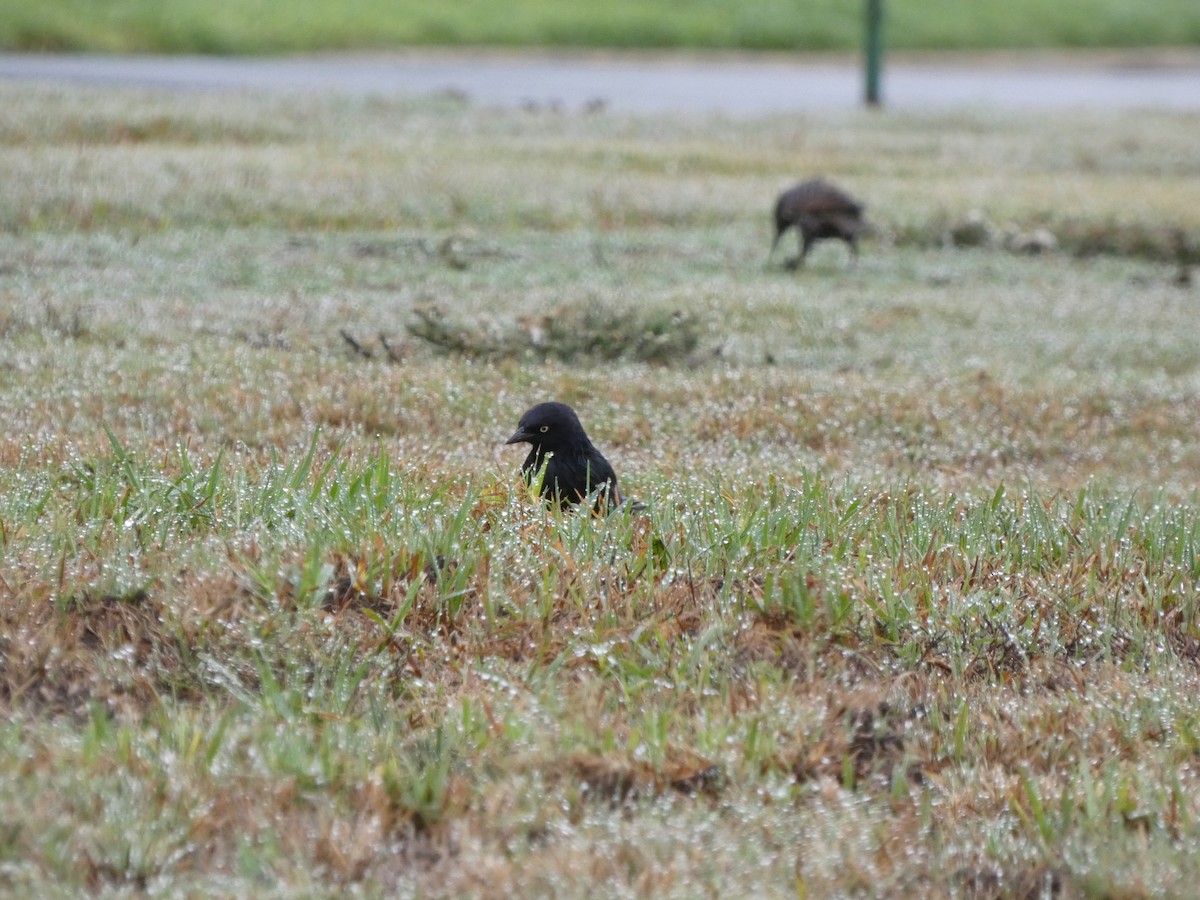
[1,50,1199,116]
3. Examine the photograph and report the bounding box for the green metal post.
[864,0,884,106]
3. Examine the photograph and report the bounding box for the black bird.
[506,401,622,512]
[769,177,868,269]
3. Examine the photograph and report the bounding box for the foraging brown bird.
[769,177,867,269]
[506,401,623,512]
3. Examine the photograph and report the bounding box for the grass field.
[3,0,1200,53]
[1,83,1200,895]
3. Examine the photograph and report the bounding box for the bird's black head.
[505,401,587,453]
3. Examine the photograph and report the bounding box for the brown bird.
[769,178,867,269]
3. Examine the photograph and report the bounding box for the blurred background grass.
[3,0,1199,54]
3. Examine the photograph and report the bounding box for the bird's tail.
[615,496,647,515]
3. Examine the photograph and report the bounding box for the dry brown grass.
[1,83,1199,895]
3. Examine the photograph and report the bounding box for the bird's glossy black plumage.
[506,401,622,511]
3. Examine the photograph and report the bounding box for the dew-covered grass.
[1,84,1200,896]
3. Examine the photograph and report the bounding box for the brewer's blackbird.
[506,401,622,512]
[769,177,867,269]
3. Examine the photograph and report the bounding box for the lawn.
[3,0,1200,53]
[0,83,1199,895]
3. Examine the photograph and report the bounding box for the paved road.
[2,50,1199,116]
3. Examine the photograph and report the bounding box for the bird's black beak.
[505,428,530,445]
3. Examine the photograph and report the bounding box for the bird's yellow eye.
[540,425,550,433]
